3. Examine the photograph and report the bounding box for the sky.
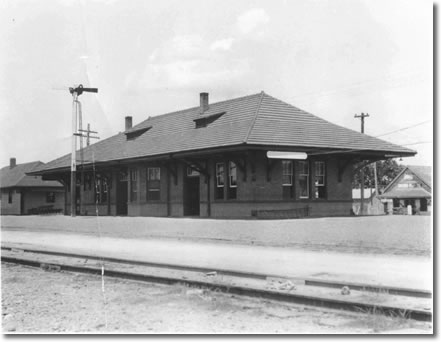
[0,0,433,168]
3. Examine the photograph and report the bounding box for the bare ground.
[1,263,432,334]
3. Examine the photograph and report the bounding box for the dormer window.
[194,112,225,128]
[125,126,152,140]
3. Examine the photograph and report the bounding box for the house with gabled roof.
[379,165,431,215]
[1,158,64,215]
[29,92,416,218]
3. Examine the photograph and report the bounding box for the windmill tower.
[68,84,98,217]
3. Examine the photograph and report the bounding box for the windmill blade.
[51,84,94,91]
[52,86,71,91]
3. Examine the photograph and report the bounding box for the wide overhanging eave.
[27,143,416,176]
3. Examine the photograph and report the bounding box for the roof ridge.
[16,161,44,184]
[131,92,263,130]
[406,165,432,188]
[1,160,41,169]
[243,91,265,143]
[252,93,416,154]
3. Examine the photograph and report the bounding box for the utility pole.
[75,123,100,215]
[354,113,369,215]
[69,85,98,217]
[78,123,99,146]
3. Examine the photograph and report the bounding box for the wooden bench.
[251,206,310,219]
[28,205,63,215]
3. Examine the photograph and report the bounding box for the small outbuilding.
[379,165,431,215]
[1,158,64,215]
[30,92,416,218]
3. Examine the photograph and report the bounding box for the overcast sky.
[0,0,433,168]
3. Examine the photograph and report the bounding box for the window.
[8,190,12,204]
[228,161,237,199]
[130,169,138,202]
[314,161,326,199]
[125,126,152,140]
[299,161,309,198]
[147,167,160,201]
[282,161,293,186]
[282,160,294,199]
[84,174,92,191]
[102,179,108,203]
[194,112,225,128]
[119,172,128,182]
[229,162,237,188]
[46,192,56,203]
[215,163,225,199]
[94,177,108,204]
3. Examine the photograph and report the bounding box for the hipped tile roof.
[0,161,63,188]
[32,92,416,174]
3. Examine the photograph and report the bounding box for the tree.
[352,159,404,192]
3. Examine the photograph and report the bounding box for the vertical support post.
[374,162,379,196]
[167,165,171,217]
[64,183,68,215]
[107,174,111,216]
[207,174,211,217]
[71,92,78,217]
[360,168,365,215]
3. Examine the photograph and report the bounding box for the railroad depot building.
[1,158,64,215]
[30,92,415,218]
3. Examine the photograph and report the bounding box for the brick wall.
[61,151,355,218]
[1,188,64,215]
[22,189,64,214]
[1,189,21,215]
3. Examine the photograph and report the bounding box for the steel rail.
[1,246,431,299]
[1,254,432,322]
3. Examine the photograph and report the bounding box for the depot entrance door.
[116,171,128,216]
[183,170,200,216]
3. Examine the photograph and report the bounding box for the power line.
[307,119,432,157]
[292,70,426,101]
[375,120,432,138]
[402,141,432,146]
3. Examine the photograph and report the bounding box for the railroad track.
[1,246,432,322]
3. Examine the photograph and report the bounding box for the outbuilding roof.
[0,161,63,189]
[381,164,432,196]
[379,187,431,199]
[406,165,431,188]
[32,92,416,174]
